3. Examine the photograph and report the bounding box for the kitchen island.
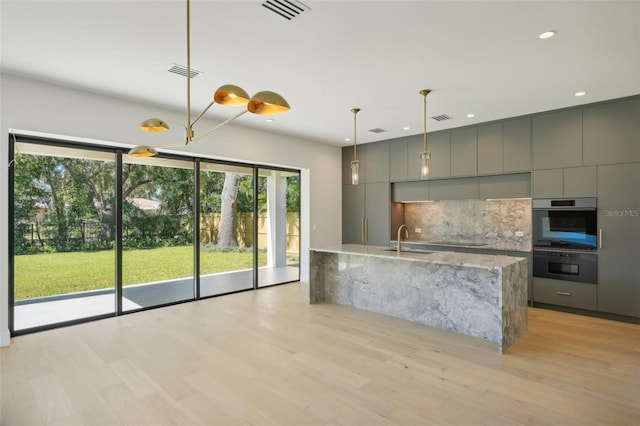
[310,244,528,352]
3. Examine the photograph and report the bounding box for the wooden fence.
[200,212,300,252]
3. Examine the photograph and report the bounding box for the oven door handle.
[599,229,603,249]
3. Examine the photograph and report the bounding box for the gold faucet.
[397,224,409,255]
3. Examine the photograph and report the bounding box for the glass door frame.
[8,135,301,336]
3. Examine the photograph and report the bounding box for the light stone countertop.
[390,239,532,252]
[311,244,526,271]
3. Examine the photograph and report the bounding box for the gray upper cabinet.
[477,122,503,175]
[342,141,390,185]
[363,141,390,183]
[533,109,583,170]
[451,127,478,176]
[478,173,531,199]
[429,177,478,200]
[532,166,596,198]
[392,181,428,202]
[503,117,531,172]
[532,169,563,198]
[389,137,408,182]
[428,130,451,178]
[596,162,640,317]
[563,166,596,197]
[583,98,640,165]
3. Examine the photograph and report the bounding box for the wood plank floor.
[1,282,639,425]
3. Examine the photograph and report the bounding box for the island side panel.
[500,259,528,352]
[312,251,504,345]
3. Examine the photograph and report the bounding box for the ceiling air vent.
[167,63,202,79]
[369,128,388,134]
[262,0,311,21]
[431,114,452,122]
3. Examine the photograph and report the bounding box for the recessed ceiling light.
[266,118,274,122]
[539,30,557,39]
[574,91,586,97]
[403,126,410,130]
[345,138,351,142]
[466,113,475,118]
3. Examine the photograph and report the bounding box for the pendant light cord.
[352,107,360,161]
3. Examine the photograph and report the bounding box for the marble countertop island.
[310,244,528,352]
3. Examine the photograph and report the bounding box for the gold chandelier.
[128,0,290,158]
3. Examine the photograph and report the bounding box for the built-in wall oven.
[532,198,598,284]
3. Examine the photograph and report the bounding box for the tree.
[217,172,240,247]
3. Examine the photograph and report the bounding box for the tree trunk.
[217,172,239,247]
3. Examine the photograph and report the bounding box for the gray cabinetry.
[532,277,597,311]
[503,117,531,172]
[596,162,640,317]
[392,181,428,202]
[563,166,596,197]
[389,137,408,182]
[477,122,503,175]
[532,166,596,199]
[342,184,365,244]
[406,135,424,181]
[342,182,390,246]
[532,169,563,198]
[428,130,451,178]
[583,98,640,165]
[478,173,531,199]
[429,177,478,200]
[451,127,477,176]
[532,109,582,169]
[342,141,390,185]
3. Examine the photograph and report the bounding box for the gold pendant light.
[419,89,431,180]
[350,108,361,185]
[128,0,290,157]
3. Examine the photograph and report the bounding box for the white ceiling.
[1,1,639,147]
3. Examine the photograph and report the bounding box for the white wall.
[0,73,343,347]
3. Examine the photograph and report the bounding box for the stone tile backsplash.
[404,198,532,248]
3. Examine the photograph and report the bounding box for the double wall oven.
[532,198,597,284]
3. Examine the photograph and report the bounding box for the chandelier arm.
[190,100,216,128]
[190,110,248,144]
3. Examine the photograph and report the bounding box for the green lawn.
[14,246,264,300]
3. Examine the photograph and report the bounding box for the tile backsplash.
[404,198,532,248]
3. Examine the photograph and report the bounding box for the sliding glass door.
[257,168,300,287]
[121,156,195,311]
[10,138,302,334]
[12,143,116,330]
[199,162,255,296]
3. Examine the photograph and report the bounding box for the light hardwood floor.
[1,282,639,425]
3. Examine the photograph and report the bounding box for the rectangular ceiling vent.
[167,63,202,79]
[262,0,311,21]
[431,114,452,122]
[369,128,388,134]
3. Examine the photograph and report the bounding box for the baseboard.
[0,329,10,347]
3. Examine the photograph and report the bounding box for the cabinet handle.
[555,291,571,296]
[599,229,603,249]
[364,217,368,243]
[361,218,365,243]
